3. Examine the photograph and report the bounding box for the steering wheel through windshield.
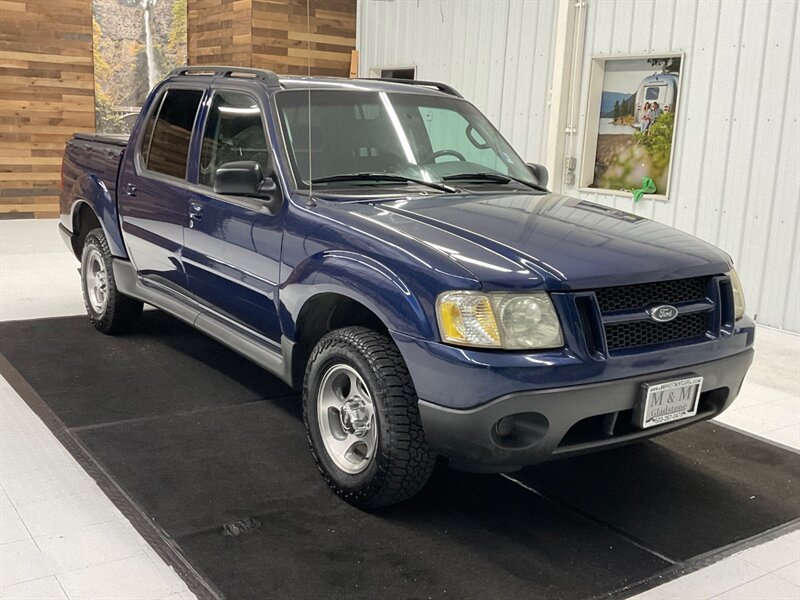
[423,149,467,164]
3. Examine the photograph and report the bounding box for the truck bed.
[62,132,130,219]
[72,132,129,148]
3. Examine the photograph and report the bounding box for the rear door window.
[144,88,203,179]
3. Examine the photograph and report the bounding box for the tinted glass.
[145,89,203,179]
[140,95,161,161]
[380,68,415,80]
[276,90,536,188]
[199,91,268,187]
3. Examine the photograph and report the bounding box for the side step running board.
[112,258,294,387]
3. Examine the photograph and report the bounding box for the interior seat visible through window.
[200,91,270,189]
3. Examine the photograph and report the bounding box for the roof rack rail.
[362,78,463,98]
[167,66,281,87]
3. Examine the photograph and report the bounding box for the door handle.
[125,183,137,197]
[189,202,203,224]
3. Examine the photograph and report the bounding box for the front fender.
[68,174,127,258]
[280,250,436,341]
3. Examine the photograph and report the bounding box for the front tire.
[80,228,143,334]
[303,327,436,508]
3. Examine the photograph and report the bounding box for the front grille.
[605,312,708,350]
[595,276,708,312]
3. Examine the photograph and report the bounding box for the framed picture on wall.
[92,0,187,134]
[579,53,683,201]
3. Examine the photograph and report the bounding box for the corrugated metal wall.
[357,0,800,332]
[357,0,558,162]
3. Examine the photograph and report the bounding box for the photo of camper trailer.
[633,73,679,129]
[590,56,682,196]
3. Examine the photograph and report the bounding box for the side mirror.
[214,160,281,212]
[527,163,549,189]
[214,160,263,196]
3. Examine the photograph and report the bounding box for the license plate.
[636,376,703,429]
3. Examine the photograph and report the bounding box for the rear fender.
[281,251,435,341]
[68,174,127,258]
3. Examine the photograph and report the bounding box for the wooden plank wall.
[251,0,356,76]
[0,0,94,219]
[188,0,356,76]
[188,0,253,66]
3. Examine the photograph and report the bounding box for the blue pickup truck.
[59,67,754,508]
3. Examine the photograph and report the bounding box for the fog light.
[495,416,515,437]
[491,412,549,449]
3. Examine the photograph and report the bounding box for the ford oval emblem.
[649,305,679,323]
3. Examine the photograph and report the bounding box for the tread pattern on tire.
[303,326,436,508]
[81,228,143,335]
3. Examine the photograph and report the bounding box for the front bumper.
[418,349,754,472]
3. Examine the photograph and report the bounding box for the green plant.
[93,18,121,132]
[168,0,187,58]
[634,111,675,171]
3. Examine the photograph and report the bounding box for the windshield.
[275,89,538,190]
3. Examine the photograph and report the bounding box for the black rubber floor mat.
[0,312,293,427]
[74,403,667,600]
[519,425,800,561]
[1,313,798,600]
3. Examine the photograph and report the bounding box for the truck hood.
[353,192,732,290]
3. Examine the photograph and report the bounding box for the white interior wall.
[357,0,558,162]
[356,0,800,332]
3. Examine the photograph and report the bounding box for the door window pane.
[199,91,268,188]
[145,89,203,179]
[140,95,161,162]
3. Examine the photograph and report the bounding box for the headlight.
[728,269,746,320]
[436,291,563,349]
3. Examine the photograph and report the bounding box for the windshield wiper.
[442,172,548,193]
[311,173,457,193]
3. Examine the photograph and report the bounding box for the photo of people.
[591,56,681,195]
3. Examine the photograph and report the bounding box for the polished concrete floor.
[1,219,797,599]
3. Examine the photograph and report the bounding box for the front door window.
[199,91,269,188]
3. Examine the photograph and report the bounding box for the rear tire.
[303,327,436,508]
[80,228,143,334]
